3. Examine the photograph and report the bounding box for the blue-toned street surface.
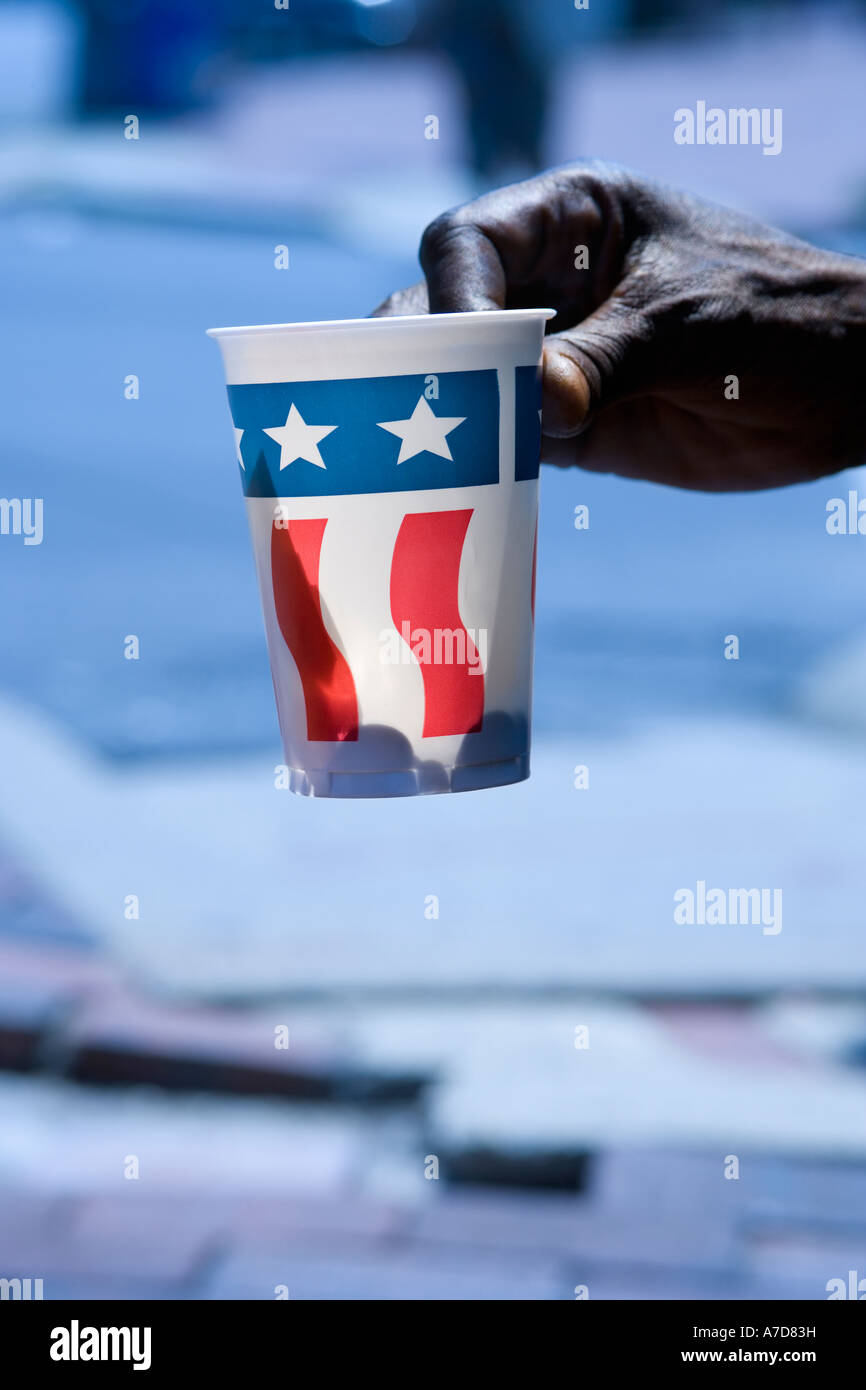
[2,5,866,1300]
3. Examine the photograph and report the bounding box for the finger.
[542,299,650,437]
[541,398,713,492]
[541,341,592,437]
[370,281,429,317]
[419,217,506,312]
[541,401,646,475]
[417,165,631,316]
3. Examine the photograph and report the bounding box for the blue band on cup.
[227,367,540,497]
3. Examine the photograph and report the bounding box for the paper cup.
[208,309,552,798]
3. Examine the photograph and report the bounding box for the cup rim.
[206,308,555,339]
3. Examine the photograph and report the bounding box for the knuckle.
[419,210,468,263]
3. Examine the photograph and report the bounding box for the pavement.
[2,697,866,1000]
[1,870,866,1300]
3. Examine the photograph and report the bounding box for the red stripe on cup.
[390,509,484,738]
[271,518,359,742]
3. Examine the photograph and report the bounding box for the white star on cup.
[377,394,466,464]
[263,403,337,470]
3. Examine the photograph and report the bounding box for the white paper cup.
[208,309,552,798]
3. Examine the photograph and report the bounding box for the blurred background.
[2,0,866,1301]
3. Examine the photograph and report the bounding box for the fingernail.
[542,348,592,438]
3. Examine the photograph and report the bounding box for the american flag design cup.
[208,309,552,797]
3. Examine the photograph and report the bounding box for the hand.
[373,162,866,491]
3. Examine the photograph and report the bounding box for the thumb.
[542,299,648,438]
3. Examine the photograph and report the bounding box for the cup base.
[284,753,529,799]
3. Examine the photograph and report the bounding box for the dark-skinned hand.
[373,162,866,491]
